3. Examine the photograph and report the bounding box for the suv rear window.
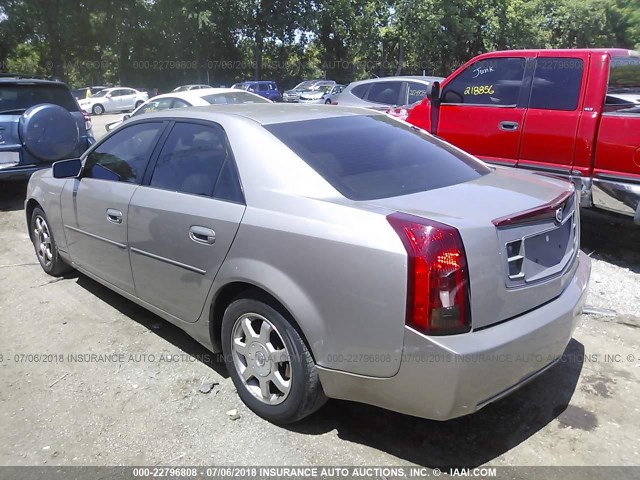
[265,115,491,200]
[0,83,79,113]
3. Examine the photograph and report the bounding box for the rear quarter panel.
[594,113,640,177]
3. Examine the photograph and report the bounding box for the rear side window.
[0,83,79,113]
[606,57,640,113]
[134,97,174,116]
[529,58,584,111]
[150,122,240,199]
[407,82,430,104]
[350,84,369,99]
[366,81,402,104]
[265,116,491,201]
[442,57,526,106]
[85,122,164,183]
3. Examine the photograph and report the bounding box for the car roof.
[0,77,66,85]
[150,88,246,101]
[138,103,383,125]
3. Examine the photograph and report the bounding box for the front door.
[128,121,246,322]
[60,121,166,293]
[435,55,532,166]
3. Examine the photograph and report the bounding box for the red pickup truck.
[406,48,640,224]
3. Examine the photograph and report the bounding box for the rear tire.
[325,99,331,105]
[135,101,143,109]
[92,104,104,115]
[30,207,72,276]
[221,293,326,424]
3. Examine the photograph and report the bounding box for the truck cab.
[406,49,640,224]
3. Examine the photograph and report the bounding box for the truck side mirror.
[429,81,441,106]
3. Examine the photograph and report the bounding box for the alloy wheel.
[231,313,292,405]
[34,215,53,269]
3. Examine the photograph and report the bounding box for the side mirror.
[52,158,82,178]
[105,93,112,99]
[428,81,441,106]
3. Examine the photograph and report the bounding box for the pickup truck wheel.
[221,295,326,424]
[30,207,72,276]
[92,104,104,115]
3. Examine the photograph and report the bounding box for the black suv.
[0,74,95,181]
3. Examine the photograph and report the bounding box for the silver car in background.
[298,84,345,104]
[25,105,590,424]
[333,75,443,110]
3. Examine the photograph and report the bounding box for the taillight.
[83,112,92,132]
[388,212,471,335]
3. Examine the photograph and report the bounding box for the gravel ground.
[0,180,639,472]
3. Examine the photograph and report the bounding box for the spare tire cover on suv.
[19,104,79,162]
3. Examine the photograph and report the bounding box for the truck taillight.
[388,213,471,335]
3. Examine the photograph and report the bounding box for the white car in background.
[105,88,272,131]
[298,84,345,104]
[78,87,149,115]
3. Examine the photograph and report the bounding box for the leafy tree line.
[0,0,638,90]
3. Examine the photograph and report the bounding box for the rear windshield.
[265,115,491,200]
[606,57,640,113]
[202,91,270,104]
[0,83,79,113]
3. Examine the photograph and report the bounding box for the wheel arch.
[25,198,42,240]
[209,281,318,363]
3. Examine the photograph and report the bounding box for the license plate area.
[0,151,20,169]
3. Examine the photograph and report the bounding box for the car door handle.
[106,209,123,224]
[189,226,216,245]
[499,121,519,131]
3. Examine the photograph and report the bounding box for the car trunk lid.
[365,167,580,330]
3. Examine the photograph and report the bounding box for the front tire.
[92,104,104,115]
[221,294,326,424]
[30,207,71,276]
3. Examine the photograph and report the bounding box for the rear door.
[436,55,532,166]
[517,54,588,174]
[128,121,246,322]
[60,121,166,293]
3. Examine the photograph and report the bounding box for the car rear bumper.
[318,251,591,420]
[591,176,640,225]
[0,164,49,181]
